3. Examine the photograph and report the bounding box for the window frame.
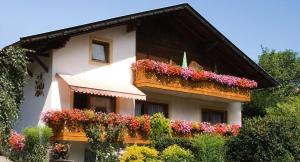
[89,37,112,64]
[201,109,227,124]
[135,101,168,117]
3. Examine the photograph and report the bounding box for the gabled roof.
[13,3,278,88]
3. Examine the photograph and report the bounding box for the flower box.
[44,110,239,144]
[51,125,87,142]
[134,68,251,102]
[50,124,150,144]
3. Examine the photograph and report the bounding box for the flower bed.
[42,109,240,143]
[132,59,257,89]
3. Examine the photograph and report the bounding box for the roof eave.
[11,3,278,88]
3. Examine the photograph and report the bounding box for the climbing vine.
[0,46,31,154]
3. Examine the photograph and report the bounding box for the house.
[12,4,277,161]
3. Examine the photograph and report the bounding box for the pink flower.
[171,120,193,135]
[200,122,214,133]
[181,68,194,80]
[131,59,258,88]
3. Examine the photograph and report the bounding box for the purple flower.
[181,68,193,80]
[132,59,258,88]
[180,121,193,134]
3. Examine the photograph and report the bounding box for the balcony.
[44,110,240,144]
[133,59,257,102]
[51,125,150,144]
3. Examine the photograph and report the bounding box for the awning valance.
[57,74,146,100]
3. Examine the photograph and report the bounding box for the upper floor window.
[90,39,110,63]
[202,109,227,124]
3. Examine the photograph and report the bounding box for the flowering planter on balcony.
[50,124,150,144]
[43,110,239,145]
[134,68,251,102]
[51,125,87,142]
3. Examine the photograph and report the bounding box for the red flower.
[42,110,66,125]
[68,109,86,123]
[105,113,125,126]
[137,115,150,138]
[144,59,157,71]
[167,65,182,76]
[9,131,25,152]
[214,123,228,135]
[51,143,69,154]
[125,116,140,137]
[230,124,240,136]
[191,71,208,81]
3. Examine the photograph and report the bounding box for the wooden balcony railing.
[50,125,150,144]
[134,68,251,102]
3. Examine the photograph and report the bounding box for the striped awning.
[57,74,146,100]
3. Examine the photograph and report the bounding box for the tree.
[0,46,30,154]
[243,48,300,118]
[267,95,300,121]
[225,116,300,162]
[259,48,300,85]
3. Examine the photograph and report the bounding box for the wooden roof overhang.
[8,3,278,88]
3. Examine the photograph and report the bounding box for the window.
[135,101,168,117]
[74,93,115,113]
[202,109,227,124]
[91,40,110,63]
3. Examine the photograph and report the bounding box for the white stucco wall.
[16,25,136,128]
[17,25,136,162]
[227,102,242,125]
[15,56,52,132]
[50,25,136,111]
[145,92,242,125]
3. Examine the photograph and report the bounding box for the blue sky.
[1,0,299,60]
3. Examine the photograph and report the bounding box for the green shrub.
[267,96,300,120]
[0,46,30,154]
[161,144,195,162]
[154,137,198,155]
[150,113,171,144]
[192,134,225,162]
[225,116,300,162]
[23,126,53,162]
[119,145,159,162]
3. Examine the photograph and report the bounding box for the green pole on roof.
[182,51,188,69]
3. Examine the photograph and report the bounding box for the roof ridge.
[20,3,190,42]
